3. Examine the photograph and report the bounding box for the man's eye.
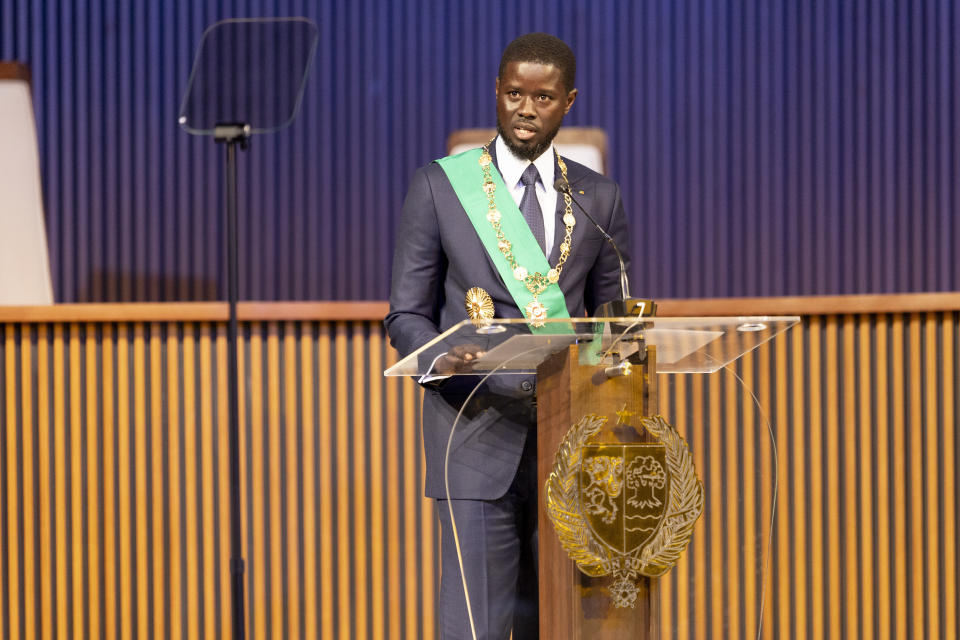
[509,90,520,97]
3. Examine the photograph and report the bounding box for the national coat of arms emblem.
[545,412,704,608]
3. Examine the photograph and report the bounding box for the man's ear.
[564,88,578,115]
[495,76,501,98]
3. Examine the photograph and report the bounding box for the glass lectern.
[386,314,799,639]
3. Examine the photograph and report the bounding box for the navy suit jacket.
[385,143,630,500]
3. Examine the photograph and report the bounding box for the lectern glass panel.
[383,316,800,376]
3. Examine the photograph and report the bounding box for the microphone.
[553,178,655,318]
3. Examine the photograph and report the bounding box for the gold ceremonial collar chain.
[479,141,576,324]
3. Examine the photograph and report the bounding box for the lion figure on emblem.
[581,456,623,524]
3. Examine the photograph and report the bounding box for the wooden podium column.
[536,343,660,640]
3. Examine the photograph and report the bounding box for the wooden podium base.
[536,344,660,640]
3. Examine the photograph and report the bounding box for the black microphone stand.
[555,178,655,318]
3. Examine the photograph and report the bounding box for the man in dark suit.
[385,33,630,639]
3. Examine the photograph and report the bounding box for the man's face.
[496,61,577,161]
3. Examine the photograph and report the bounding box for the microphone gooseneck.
[554,178,631,299]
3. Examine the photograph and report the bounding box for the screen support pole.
[215,122,251,640]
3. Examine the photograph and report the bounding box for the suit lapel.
[550,155,595,264]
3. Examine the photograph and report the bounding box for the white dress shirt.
[495,135,558,256]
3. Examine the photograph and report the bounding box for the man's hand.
[434,344,487,375]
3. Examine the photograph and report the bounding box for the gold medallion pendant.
[465,287,495,326]
[545,413,704,608]
[524,298,548,327]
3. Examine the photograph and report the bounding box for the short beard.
[496,120,562,162]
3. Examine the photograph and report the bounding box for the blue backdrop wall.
[1,0,957,302]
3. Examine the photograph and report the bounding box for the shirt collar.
[495,135,556,192]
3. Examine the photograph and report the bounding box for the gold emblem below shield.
[545,413,704,608]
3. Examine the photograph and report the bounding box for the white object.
[0,72,55,304]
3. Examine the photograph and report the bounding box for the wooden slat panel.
[317,325,334,640]
[52,323,67,637]
[351,323,369,639]
[842,315,859,639]
[791,322,808,640]
[102,326,117,639]
[247,324,265,639]
[384,343,403,640]
[22,324,37,639]
[37,324,52,639]
[875,318,891,639]
[808,317,825,639]
[655,312,960,638]
[85,324,101,639]
[167,326,182,639]
[265,323,283,640]
[68,324,83,639]
[858,317,875,640]
[944,314,958,637]
[0,313,956,638]
[117,325,133,639]
[334,322,350,639]
[282,322,301,640]
[757,336,773,640]
[133,323,149,638]
[740,354,758,640]
[369,328,386,639]
[4,324,19,639]
[892,315,908,638]
[690,373,707,640]
[182,324,201,640]
[215,326,231,638]
[826,317,843,639]
[149,324,165,640]
[924,313,940,640]
[909,315,924,639]
[775,325,792,640]
[300,327,318,639]
[198,323,218,640]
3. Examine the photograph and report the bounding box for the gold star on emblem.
[615,405,635,425]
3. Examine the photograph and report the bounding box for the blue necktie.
[519,164,546,254]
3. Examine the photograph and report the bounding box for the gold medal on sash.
[525,299,548,325]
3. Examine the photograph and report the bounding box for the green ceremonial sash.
[437,148,572,333]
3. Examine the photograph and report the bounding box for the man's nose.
[517,95,535,116]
